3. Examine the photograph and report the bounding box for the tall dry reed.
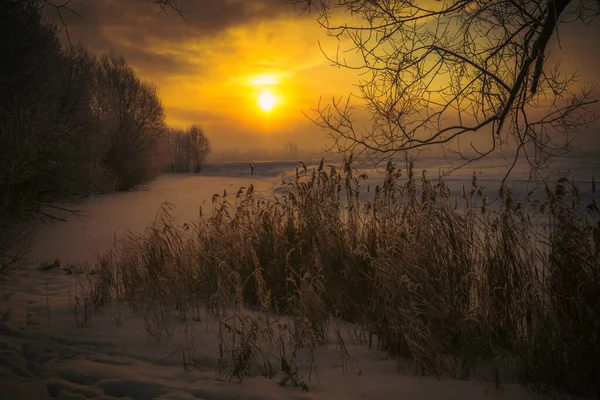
[89,157,599,397]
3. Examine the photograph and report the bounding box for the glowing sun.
[257,90,276,112]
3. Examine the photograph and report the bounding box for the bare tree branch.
[295,0,599,180]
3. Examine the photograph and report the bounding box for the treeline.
[164,125,211,173]
[0,0,210,271]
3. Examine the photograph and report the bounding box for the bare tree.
[284,141,300,158]
[0,0,104,271]
[96,51,167,189]
[292,0,599,178]
[0,2,105,208]
[164,125,211,173]
[188,125,211,172]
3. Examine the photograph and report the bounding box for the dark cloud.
[114,46,200,77]
[42,0,300,81]
[46,0,296,51]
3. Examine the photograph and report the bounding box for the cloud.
[49,0,296,51]
[42,0,598,154]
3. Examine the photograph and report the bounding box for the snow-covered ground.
[1,264,551,400]
[2,157,597,399]
[25,156,598,266]
[25,173,276,266]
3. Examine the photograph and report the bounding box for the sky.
[47,0,600,157]
[50,0,362,154]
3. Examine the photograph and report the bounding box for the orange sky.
[53,0,366,153]
[51,0,599,156]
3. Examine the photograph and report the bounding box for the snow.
[3,157,597,399]
[25,156,598,266]
[26,173,277,266]
[1,265,550,400]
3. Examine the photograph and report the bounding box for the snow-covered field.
[1,264,550,400]
[25,156,599,266]
[2,157,597,399]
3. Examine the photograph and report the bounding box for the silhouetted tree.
[0,0,103,271]
[284,141,300,158]
[0,2,107,203]
[164,125,211,173]
[0,1,171,270]
[188,125,211,172]
[293,0,599,178]
[96,51,167,190]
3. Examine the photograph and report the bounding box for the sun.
[257,89,276,112]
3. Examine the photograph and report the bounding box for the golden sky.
[52,0,599,156]
[54,0,366,153]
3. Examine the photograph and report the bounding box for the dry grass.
[0,220,32,274]
[87,157,599,397]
